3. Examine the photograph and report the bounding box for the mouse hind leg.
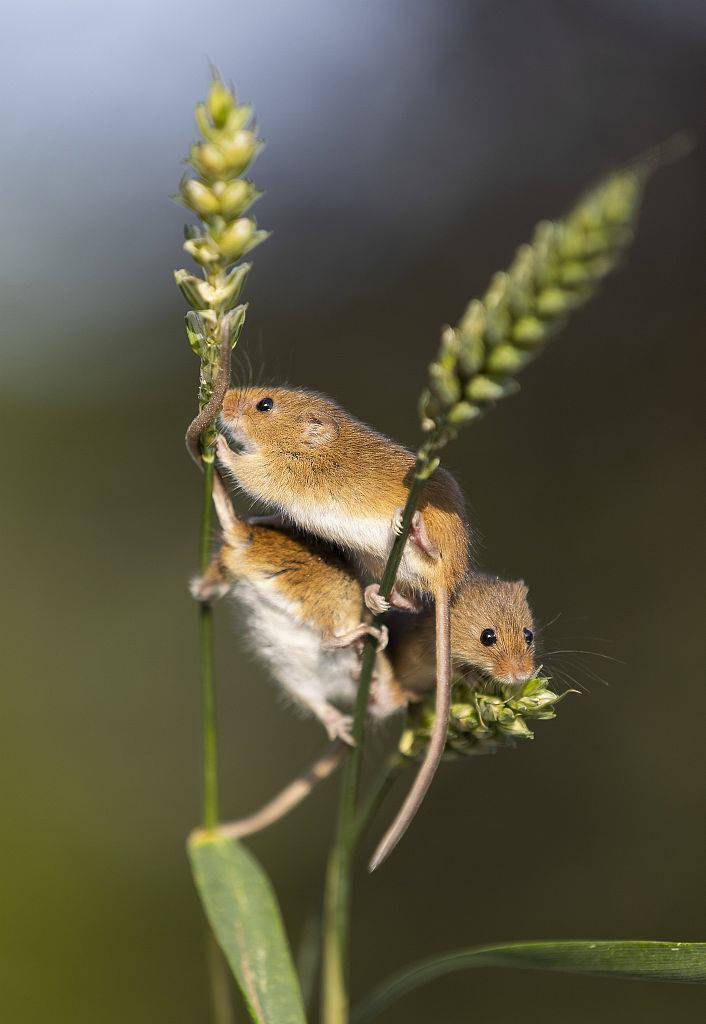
[324,623,389,652]
[392,508,440,561]
[364,584,420,615]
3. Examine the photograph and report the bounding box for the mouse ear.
[301,412,339,447]
[514,579,529,598]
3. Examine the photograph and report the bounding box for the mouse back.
[219,519,364,638]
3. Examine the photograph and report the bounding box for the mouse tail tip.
[367,841,392,873]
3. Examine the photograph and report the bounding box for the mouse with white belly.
[217,387,470,601]
[193,499,399,745]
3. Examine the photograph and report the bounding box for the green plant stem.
[321,458,431,1024]
[207,929,236,1024]
[351,755,405,850]
[200,458,220,831]
[198,457,233,1024]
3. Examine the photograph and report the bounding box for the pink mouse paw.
[321,708,355,747]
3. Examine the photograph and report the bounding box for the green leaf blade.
[188,832,307,1024]
[352,940,706,1023]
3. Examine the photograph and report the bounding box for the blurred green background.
[1,2,704,1021]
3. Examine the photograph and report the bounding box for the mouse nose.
[506,671,532,686]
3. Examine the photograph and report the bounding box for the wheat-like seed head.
[175,77,269,456]
[399,676,578,759]
[417,164,650,462]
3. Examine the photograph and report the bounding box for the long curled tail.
[185,332,231,469]
[184,331,237,534]
[368,586,451,871]
[217,740,346,840]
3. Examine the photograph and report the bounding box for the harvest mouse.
[388,574,536,698]
[193,491,401,744]
[216,385,471,864]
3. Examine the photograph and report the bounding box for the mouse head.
[451,574,536,686]
[221,386,341,457]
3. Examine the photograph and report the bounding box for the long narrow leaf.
[352,940,706,1023]
[188,831,307,1024]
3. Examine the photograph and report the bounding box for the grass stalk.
[198,447,231,1024]
[321,459,434,1023]
[351,755,405,850]
[206,929,236,1024]
[199,459,219,831]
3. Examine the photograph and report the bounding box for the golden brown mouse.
[193,493,400,744]
[388,574,536,698]
[217,386,469,599]
[216,385,471,865]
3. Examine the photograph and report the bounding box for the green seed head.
[206,79,236,128]
[181,179,221,217]
[418,160,650,463]
[401,676,576,760]
[218,179,258,219]
[175,76,268,422]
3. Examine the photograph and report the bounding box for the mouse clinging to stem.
[193,487,400,747]
[216,384,471,864]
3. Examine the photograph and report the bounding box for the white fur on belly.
[231,577,359,711]
[288,503,390,556]
[282,504,423,585]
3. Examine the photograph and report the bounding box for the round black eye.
[480,628,497,647]
[523,628,534,645]
[256,396,274,412]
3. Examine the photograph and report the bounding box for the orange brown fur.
[387,574,536,692]
[217,517,365,639]
[202,515,405,733]
[218,386,470,598]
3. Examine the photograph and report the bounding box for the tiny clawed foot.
[326,623,389,652]
[365,584,390,615]
[360,623,389,652]
[392,508,439,559]
[370,624,389,651]
[391,508,405,535]
[388,587,419,613]
[365,584,419,615]
[190,575,230,603]
[322,710,355,746]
